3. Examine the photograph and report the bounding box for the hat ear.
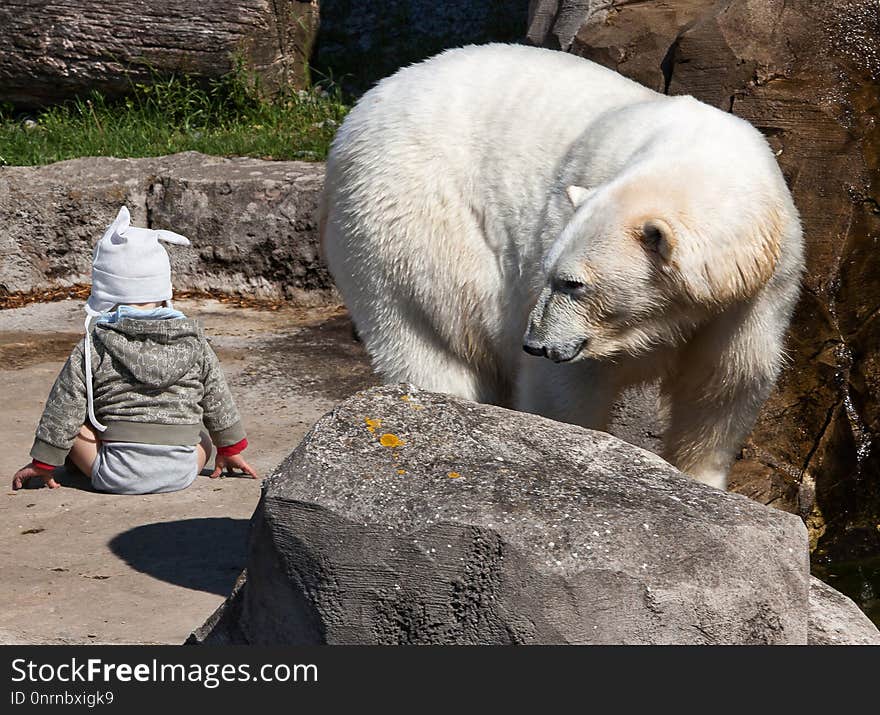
[119,226,190,247]
[100,206,131,245]
[112,206,131,234]
[155,229,191,246]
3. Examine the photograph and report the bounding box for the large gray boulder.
[808,576,880,645]
[0,152,333,304]
[0,1,318,107]
[191,384,813,645]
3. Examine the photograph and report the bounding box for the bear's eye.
[553,277,589,297]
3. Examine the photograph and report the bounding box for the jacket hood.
[93,317,203,388]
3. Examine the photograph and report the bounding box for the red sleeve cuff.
[216,438,248,457]
[31,460,56,472]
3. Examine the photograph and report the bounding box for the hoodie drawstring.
[83,309,107,432]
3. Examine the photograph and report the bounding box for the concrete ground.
[0,299,376,644]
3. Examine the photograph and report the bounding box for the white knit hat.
[83,206,191,431]
[86,205,190,315]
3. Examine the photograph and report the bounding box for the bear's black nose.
[523,342,546,357]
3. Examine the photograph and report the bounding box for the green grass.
[0,70,350,166]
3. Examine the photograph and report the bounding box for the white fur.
[321,44,804,490]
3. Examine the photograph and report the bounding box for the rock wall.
[313,0,528,95]
[528,0,880,557]
[0,1,318,107]
[0,152,333,304]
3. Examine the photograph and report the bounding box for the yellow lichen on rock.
[364,417,382,433]
[379,433,404,448]
[448,471,461,479]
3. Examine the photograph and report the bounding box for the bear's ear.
[565,185,594,208]
[639,219,675,262]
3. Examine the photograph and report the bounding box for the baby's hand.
[12,464,60,490]
[210,453,258,480]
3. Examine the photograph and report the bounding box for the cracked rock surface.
[191,384,813,645]
[0,152,332,304]
[528,0,880,558]
[808,575,880,645]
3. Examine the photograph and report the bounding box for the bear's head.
[524,165,787,363]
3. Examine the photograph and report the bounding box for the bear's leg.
[661,301,785,490]
[360,315,504,404]
[514,356,620,431]
[661,377,771,490]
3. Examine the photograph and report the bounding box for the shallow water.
[812,557,880,628]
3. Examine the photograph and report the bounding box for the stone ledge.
[0,152,334,305]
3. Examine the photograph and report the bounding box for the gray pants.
[91,441,200,495]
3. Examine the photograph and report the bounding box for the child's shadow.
[41,467,249,596]
[109,517,249,596]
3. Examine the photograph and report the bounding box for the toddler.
[11,206,256,493]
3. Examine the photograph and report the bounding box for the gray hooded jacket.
[30,317,245,466]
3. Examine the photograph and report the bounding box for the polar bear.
[321,44,804,490]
